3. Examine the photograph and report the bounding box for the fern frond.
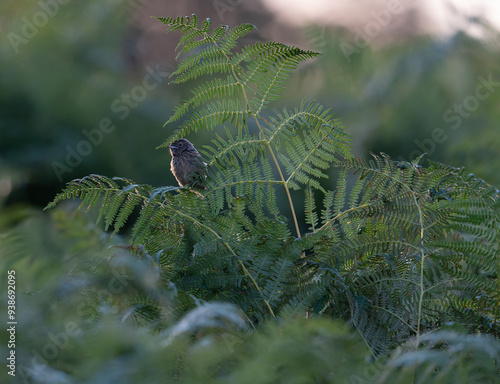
[203,129,265,169]
[219,23,256,53]
[167,99,250,143]
[157,14,205,51]
[304,186,319,231]
[320,189,335,227]
[247,47,320,114]
[46,16,500,360]
[261,258,294,306]
[262,101,350,192]
[165,77,242,125]
[45,175,154,233]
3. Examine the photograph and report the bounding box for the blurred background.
[1,0,500,227]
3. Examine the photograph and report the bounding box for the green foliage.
[377,331,500,383]
[2,209,500,383]
[0,0,170,205]
[42,13,500,378]
[303,26,500,187]
[156,15,321,143]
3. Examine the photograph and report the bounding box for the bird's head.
[168,138,194,156]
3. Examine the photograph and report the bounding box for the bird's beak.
[168,144,178,149]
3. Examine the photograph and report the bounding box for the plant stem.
[413,193,426,347]
[173,207,276,318]
[317,204,371,231]
[224,50,302,238]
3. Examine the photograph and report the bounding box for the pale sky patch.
[260,0,500,38]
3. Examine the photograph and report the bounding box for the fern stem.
[172,207,276,318]
[345,161,428,346]
[413,193,426,348]
[370,305,418,333]
[285,123,336,186]
[423,278,460,293]
[209,179,283,192]
[224,52,302,239]
[262,137,302,238]
[354,326,377,360]
[317,204,371,231]
[207,139,267,167]
[232,246,277,318]
[247,104,302,239]
[362,277,421,288]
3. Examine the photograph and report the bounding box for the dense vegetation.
[2,12,500,384]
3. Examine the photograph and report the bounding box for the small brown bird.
[168,138,207,189]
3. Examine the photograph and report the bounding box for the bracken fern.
[46,15,500,355]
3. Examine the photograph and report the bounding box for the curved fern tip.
[43,203,53,211]
[412,152,427,165]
